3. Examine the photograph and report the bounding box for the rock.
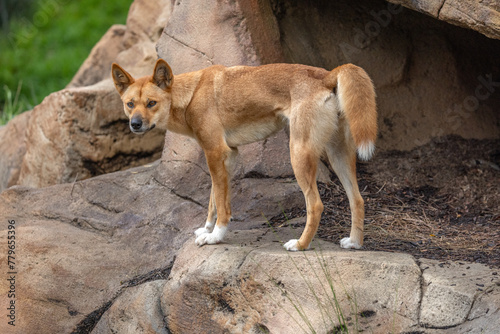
[387,0,500,40]
[0,111,30,191]
[69,0,173,86]
[67,24,127,88]
[122,0,172,48]
[0,162,202,334]
[91,281,170,334]
[419,259,500,330]
[156,0,284,73]
[159,229,500,334]
[114,41,159,78]
[161,229,421,333]
[17,80,165,188]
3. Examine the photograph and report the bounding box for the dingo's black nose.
[130,116,143,131]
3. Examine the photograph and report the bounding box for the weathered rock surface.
[162,229,422,334]
[90,228,500,334]
[0,162,192,334]
[387,0,500,40]
[91,281,170,334]
[156,0,284,73]
[122,0,172,48]
[419,259,500,331]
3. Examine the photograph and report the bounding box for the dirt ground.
[271,135,500,267]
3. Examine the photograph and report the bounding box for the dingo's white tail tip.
[357,141,375,161]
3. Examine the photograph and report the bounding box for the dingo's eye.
[147,101,157,108]
[127,101,134,108]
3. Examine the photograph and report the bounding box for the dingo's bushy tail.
[324,64,377,160]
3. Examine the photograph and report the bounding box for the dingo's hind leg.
[326,136,364,249]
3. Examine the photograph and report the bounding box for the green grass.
[0,0,130,125]
[1,82,24,124]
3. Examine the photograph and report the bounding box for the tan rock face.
[122,0,172,48]
[156,0,283,73]
[160,230,500,334]
[91,281,170,334]
[0,162,202,334]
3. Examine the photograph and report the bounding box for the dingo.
[112,59,377,251]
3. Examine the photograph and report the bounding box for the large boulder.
[161,230,422,334]
[419,259,500,329]
[0,162,199,333]
[90,229,500,334]
[156,0,284,73]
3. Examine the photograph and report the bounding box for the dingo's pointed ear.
[112,63,134,95]
[152,58,173,90]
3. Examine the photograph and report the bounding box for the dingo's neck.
[163,71,203,137]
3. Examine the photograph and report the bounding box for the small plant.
[1,81,27,124]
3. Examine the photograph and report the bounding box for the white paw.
[195,225,226,246]
[340,237,362,249]
[194,220,214,237]
[194,227,209,237]
[283,239,305,251]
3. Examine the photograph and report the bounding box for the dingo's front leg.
[195,187,216,237]
[195,145,237,246]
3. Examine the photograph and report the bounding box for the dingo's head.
[111,59,173,134]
